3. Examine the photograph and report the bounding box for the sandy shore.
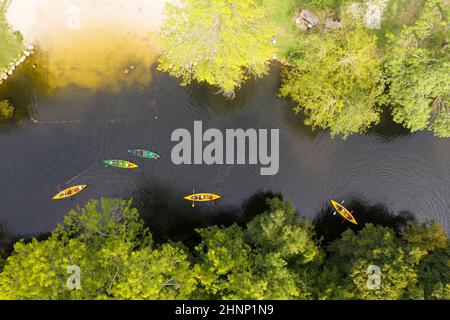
[2,0,174,91]
[6,0,169,43]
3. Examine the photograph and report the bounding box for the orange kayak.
[52,185,87,200]
[330,199,358,225]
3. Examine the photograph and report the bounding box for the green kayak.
[128,149,160,159]
[104,160,138,169]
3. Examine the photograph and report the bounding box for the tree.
[111,244,198,300]
[327,224,427,299]
[0,0,23,72]
[383,0,450,137]
[417,243,450,299]
[0,236,89,299]
[1,197,449,300]
[245,198,322,262]
[0,100,14,121]
[307,265,354,300]
[279,23,385,138]
[402,221,448,252]
[194,223,305,299]
[194,198,322,299]
[54,198,152,249]
[0,199,196,300]
[194,224,267,299]
[158,0,275,98]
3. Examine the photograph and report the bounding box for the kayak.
[52,185,87,200]
[128,149,160,159]
[184,193,221,202]
[104,160,138,169]
[330,199,358,225]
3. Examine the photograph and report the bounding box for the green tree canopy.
[327,224,427,299]
[158,0,275,97]
[0,198,196,300]
[418,245,450,299]
[0,0,23,73]
[402,221,448,252]
[194,224,269,299]
[194,198,321,299]
[0,236,89,299]
[279,23,385,138]
[245,198,321,262]
[111,243,198,300]
[383,0,450,137]
[0,197,449,300]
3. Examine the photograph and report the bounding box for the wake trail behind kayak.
[65,166,95,185]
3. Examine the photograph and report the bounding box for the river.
[0,0,449,241]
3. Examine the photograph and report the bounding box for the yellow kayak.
[52,185,87,200]
[330,199,358,225]
[104,160,138,169]
[184,193,221,205]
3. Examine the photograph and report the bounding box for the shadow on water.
[281,104,323,139]
[133,186,281,247]
[0,195,419,256]
[281,104,413,141]
[0,222,50,260]
[183,62,285,117]
[238,190,283,226]
[367,108,412,142]
[313,198,416,245]
[0,52,51,130]
[0,223,11,258]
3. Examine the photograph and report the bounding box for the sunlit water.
[0,1,449,241]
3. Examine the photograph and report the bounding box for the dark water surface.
[0,58,449,240]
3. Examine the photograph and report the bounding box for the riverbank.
[0,44,35,86]
[6,0,169,44]
[4,0,172,92]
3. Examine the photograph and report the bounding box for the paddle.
[192,189,195,208]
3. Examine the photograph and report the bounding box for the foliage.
[402,221,448,251]
[0,199,196,300]
[54,198,152,248]
[194,224,269,299]
[418,245,450,299]
[111,244,198,299]
[194,198,321,299]
[327,224,428,299]
[0,236,88,299]
[158,0,275,97]
[245,198,321,262]
[303,0,344,10]
[383,0,450,137]
[279,24,385,138]
[0,100,13,121]
[0,198,448,300]
[0,0,23,73]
